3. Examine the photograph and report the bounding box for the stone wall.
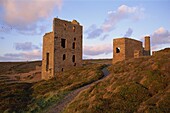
[42,18,82,80]
[53,18,82,74]
[42,32,54,80]
[125,38,143,59]
[113,38,126,64]
[113,38,144,64]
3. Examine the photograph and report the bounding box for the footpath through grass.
[0,64,106,113]
[63,48,170,113]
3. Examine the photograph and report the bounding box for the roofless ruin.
[112,36,150,63]
[42,18,151,80]
[42,18,83,80]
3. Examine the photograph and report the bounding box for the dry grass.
[0,61,41,75]
[0,59,111,84]
[0,83,33,113]
[1,49,170,113]
[64,48,170,113]
[0,63,106,113]
[0,61,42,84]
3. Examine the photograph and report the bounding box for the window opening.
[61,38,66,48]
[72,55,75,62]
[63,54,66,60]
[116,47,120,53]
[46,53,49,71]
[72,42,75,49]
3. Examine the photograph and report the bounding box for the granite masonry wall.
[113,37,150,64]
[42,18,82,80]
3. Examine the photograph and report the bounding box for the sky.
[0,0,170,61]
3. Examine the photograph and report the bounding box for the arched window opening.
[116,47,120,53]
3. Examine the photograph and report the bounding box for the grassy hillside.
[0,59,110,84]
[0,59,111,75]
[0,61,41,75]
[0,64,106,113]
[83,59,112,65]
[64,48,170,113]
[0,83,32,113]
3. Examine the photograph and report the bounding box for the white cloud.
[14,42,40,51]
[84,44,112,56]
[154,27,168,35]
[0,0,62,35]
[102,5,144,32]
[118,5,138,14]
[151,27,170,45]
[0,50,42,61]
[86,5,144,39]
[23,50,41,59]
[1,41,42,61]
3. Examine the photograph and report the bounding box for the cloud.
[86,5,144,39]
[0,36,5,39]
[83,55,89,59]
[86,24,103,39]
[14,42,40,51]
[0,56,24,61]
[87,28,103,39]
[84,44,112,56]
[124,28,133,37]
[0,41,42,61]
[0,50,41,61]
[151,27,170,46]
[0,0,62,35]
[103,5,144,31]
[0,25,13,33]
[100,34,109,40]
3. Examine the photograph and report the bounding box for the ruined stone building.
[42,18,83,80]
[112,36,150,63]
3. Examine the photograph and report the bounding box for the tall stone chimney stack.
[144,36,151,56]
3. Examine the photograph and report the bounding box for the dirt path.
[46,67,110,113]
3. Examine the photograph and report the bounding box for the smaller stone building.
[42,18,83,80]
[113,36,150,63]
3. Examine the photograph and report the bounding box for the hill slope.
[64,48,170,113]
[0,63,106,113]
[0,61,41,75]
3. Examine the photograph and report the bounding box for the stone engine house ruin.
[112,36,151,64]
[42,18,83,80]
